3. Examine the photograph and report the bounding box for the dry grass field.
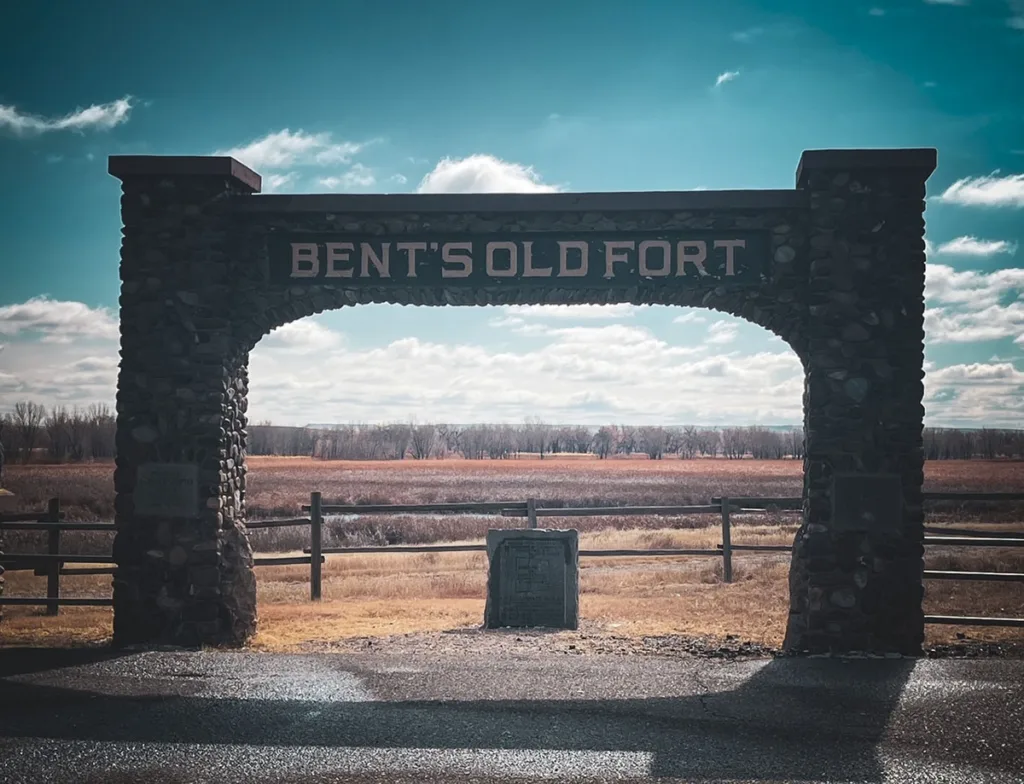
[2,456,1023,651]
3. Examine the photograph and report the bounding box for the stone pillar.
[785,149,936,655]
[108,157,262,647]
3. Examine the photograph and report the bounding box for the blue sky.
[0,0,1022,427]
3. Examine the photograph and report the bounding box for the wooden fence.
[2,491,1023,629]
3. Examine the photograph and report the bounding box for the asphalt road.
[0,645,1021,783]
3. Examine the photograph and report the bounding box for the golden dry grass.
[3,523,1022,651]
[3,458,1022,651]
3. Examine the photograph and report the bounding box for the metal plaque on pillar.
[135,463,200,519]
[832,473,903,532]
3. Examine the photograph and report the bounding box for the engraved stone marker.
[832,473,903,532]
[484,529,579,630]
[134,463,200,518]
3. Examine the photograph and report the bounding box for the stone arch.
[108,149,935,654]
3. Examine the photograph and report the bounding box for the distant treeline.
[1,400,1022,464]
[1,402,116,464]
[249,421,1024,462]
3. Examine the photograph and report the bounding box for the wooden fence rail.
[3,491,1024,629]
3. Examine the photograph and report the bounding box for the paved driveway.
[0,645,1021,783]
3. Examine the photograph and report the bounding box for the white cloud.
[924,264,1024,345]
[0,297,118,342]
[416,154,561,194]
[924,361,1024,427]
[245,318,803,426]
[262,172,299,194]
[0,96,134,136]
[215,129,363,171]
[319,163,376,190]
[1007,0,1024,28]
[502,304,639,320]
[925,263,1024,308]
[731,27,764,41]
[706,320,739,344]
[261,319,344,354]
[2,295,1020,428]
[869,7,886,15]
[714,70,740,88]
[923,0,968,5]
[935,172,1024,207]
[673,311,708,325]
[925,303,1023,344]
[389,173,408,185]
[935,236,1017,257]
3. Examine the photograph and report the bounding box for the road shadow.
[1,653,1013,781]
[0,646,133,677]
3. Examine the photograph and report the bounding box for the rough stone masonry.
[107,148,935,654]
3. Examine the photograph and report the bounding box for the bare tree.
[523,417,552,459]
[409,423,437,459]
[45,406,72,462]
[591,426,614,459]
[637,426,667,459]
[616,425,637,456]
[13,401,46,463]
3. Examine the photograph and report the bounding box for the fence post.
[720,496,733,585]
[46,497,61,615]
[310,491,323,601]
[527,498,538,530]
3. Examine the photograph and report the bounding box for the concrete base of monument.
[484,529,580,631]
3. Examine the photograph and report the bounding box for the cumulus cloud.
[925,263,1024,308]
[0,297,118,342]
[935,172,1024,207]
[934,236,1017,256]
[0,96,134,136]
[731,27,764,41]
[1007,0,1024,28]
[673,311,708,325]
[262,172,300,194]
[319,163,376,190]
[925,304,1023,344]
[714,71,740,88]
[246,318,803,426]
[1,294,1020,427]
[260,319,345,354]
[215,129,364,171]
[416,154,561,194]
[924,361,1024,427]
[501,304,639,320]
[706,320,740,344]
[924,264,1024,344]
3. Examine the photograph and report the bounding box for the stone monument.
[484,529,580,630]
[106,148,935,654]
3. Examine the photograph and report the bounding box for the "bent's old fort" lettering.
[269,232,769,287]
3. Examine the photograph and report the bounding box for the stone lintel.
[108,155,261,193]
[228,189,806,214]
[796,148,938,188]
